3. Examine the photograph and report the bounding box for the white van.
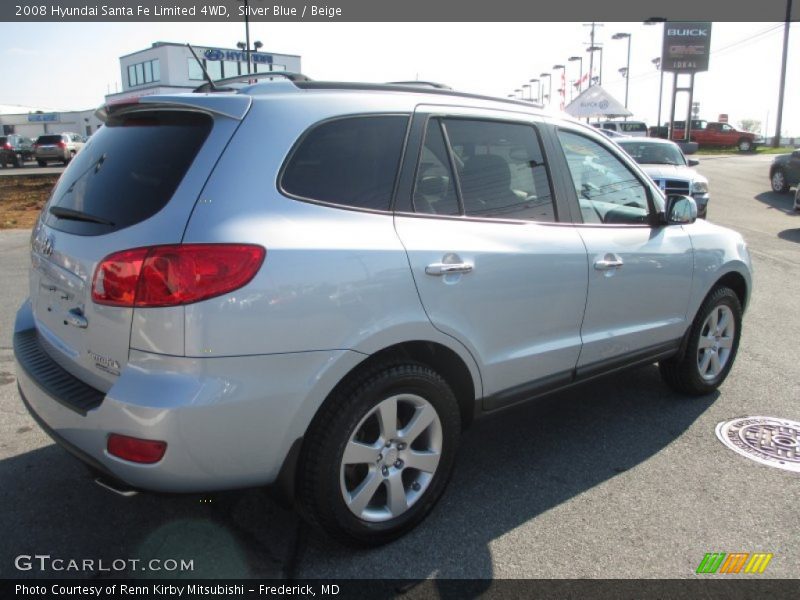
[599,120,648,137]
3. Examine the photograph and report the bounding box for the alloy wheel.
[697,305,735,380]
[340,393,442,522]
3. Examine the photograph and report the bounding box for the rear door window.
[281,115,409,211]
[44,111,212,236]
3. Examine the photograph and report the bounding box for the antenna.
[186,43,217,91]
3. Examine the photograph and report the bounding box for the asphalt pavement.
[0,154,797,580]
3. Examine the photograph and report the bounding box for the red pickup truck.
[670,120,760,152]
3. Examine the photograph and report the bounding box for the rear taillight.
[92,244,266,308]
[2,143,11,150]
[107,434,167,464]
[57,141,66,149]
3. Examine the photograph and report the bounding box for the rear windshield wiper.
[49,206,115,226]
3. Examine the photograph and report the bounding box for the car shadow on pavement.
[753,191,797,214]
[0,441,298,579]
[293,365,717,583]
[1,365,716,584]
[778,229,800,244]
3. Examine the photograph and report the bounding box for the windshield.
[618,141,687,166]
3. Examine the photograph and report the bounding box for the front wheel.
[660,287,742,396]
[299,361,461,546]
[738,138,753,152]
[794,187,800,212]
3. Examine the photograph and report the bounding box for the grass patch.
[695,145,797,156]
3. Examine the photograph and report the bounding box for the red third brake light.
[92,244,266,308]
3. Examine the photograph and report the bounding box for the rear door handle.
[425,262,473,276]
[594,255,624,270]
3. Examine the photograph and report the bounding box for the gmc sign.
[662,22,712,73]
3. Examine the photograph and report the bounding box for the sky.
[2,21,798,136]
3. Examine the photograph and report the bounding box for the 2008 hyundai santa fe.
[14,74,751,545]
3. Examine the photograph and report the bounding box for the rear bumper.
[14,300,364,493]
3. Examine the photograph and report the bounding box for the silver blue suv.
[14,74,752,545]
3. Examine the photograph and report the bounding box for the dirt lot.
[0,174,58,229]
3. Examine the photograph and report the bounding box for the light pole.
[238,39,263,75]
[612,32,631,116]
[773,0,792,147]
[652,57,664,135]
[553,64,565,107]
[586,45,603,86]
[530,78,540,103]
[540,73,552,106]
[568,56,583,92]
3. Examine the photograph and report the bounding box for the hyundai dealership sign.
[202,48,274,66]
[661,22,712,73]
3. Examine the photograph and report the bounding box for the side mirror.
[664,195,697,225]
[687,158,700,167]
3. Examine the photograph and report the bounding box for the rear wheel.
[771,169,789,193]
[12,153,22,168]
[37,160,47,167]
[660,287,742,396]
[299,361,461,546]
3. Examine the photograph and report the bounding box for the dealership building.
[104,41,302,103]
[0,42,301,138]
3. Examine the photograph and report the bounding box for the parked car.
[597,120,648,137]
[769,149,800,193]
[671,120,761,152]
[0,134,35,167]
[592,125,629,139]
[15,76,752,546]
[617,137,710,219]
[33,132,85,166]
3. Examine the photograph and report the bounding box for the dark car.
[769,149,800,193]
[0,134,35,167]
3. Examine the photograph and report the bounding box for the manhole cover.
[716,417,800,473]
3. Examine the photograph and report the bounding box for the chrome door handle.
[594,257,624,270]
[65,308,88,329]
[425,262,473,276]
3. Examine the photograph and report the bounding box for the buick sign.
[661,22,712,73]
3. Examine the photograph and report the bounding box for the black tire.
[660,287,743,396]
[37,160,47,167]
[298,360,461,546]
[738,138,753,152]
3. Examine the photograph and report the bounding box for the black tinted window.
[38,135,63,144]
[443,119,555,222]
[413,120,459,215]
[44,111,211,236]
[281,116,408,211]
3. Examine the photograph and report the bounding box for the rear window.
[44,111,212,236]
[619,122,647,133]
[0,137,6,145]
[38,135,64,144]
[281,115,409,211]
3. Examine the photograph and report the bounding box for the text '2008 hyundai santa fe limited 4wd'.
[15,73,752,546]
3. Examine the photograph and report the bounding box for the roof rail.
[386,81,453,90]
[193,72,312,93]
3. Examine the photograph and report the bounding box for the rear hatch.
[35,134,65,157]
[29,95,249,393]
